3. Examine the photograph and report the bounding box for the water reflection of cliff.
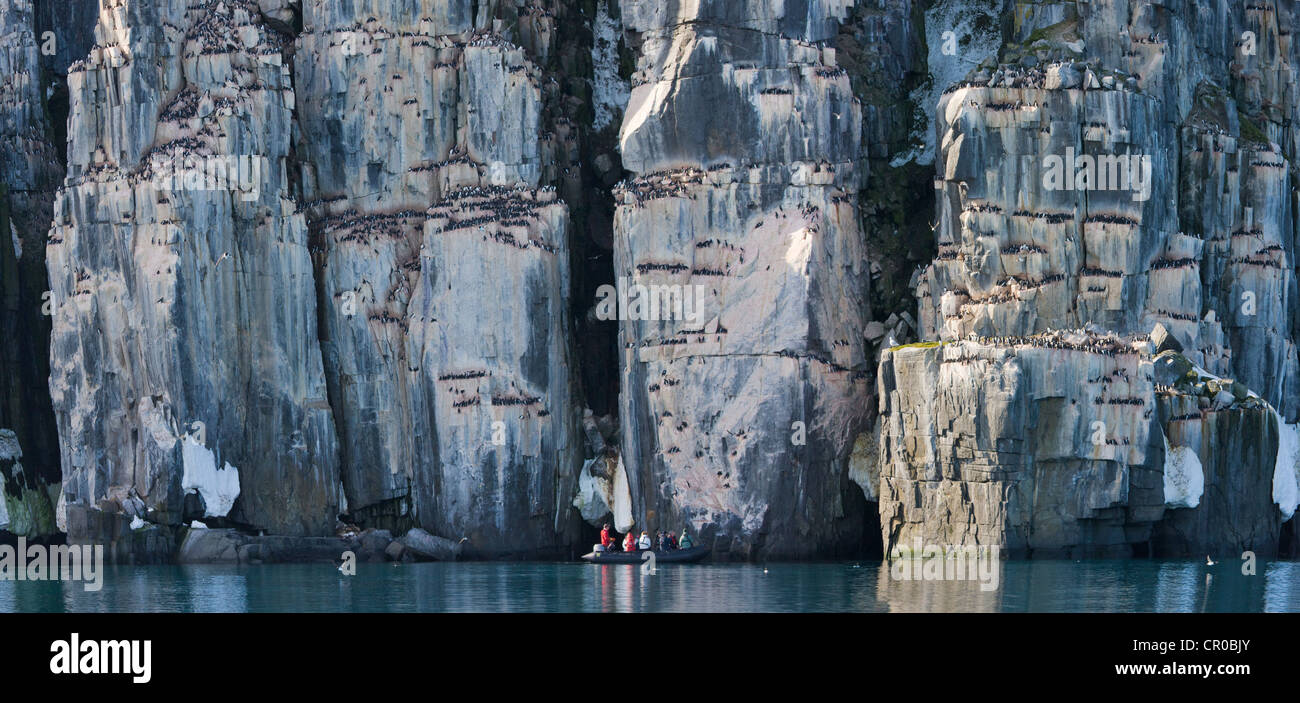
[0,561,1297,612]
[876,560,1299,613]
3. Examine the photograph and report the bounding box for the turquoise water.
[1,559,1297,612]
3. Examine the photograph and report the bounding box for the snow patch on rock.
[612,455,633,532]
[574,454,635,531]
[1271,409,1300,520]
[574,458,612,524]
[1162,436,1204,509]
[181,438,240,518]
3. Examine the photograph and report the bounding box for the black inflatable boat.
[580,546,710,564]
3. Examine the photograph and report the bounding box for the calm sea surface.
[2,560,1297,613]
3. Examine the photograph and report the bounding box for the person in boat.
[600,523,614,551]
[657,530,667,551]
[623,529,638,553]
[679,529,693,549]
[667,531,678,550]
[638,530,652,551]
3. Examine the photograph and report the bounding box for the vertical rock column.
[614,0,871,559]
[294,0,583,556]
[47,0,341,542]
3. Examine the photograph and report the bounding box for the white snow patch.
[591,0,630,131]
[190,520,207,529]
[1271,409,1300,520]
[1162,436,1204,509]
[612,455,633,532]
[573,458,611,524]
[181,438,240,518]
[784,227,814,270]
[130,514,147,530]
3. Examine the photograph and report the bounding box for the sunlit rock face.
[879,336,1164,558]
[293,0,583,555]
[47,0,341,538]
[880,337,1289,558]
[890,0,1300,557]
[918,3,1298,415]
[614,0,871,559]
[918,81,1178,343]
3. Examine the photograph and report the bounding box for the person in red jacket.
[623,529,638,553]
[600,523,613,550]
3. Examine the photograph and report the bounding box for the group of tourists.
[597,523,694,553]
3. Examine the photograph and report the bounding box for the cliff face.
[879,337,1162,558]
[37,0,588,557]
[878,338,1285,557]
[4,0,1297,561]
[612,0,873,559]
[48,0,341,539]
[293,0,584,555]
[882,0,1300,558]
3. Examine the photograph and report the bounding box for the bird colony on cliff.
[0,0,1297,562]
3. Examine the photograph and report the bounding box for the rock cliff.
[612,0,873,559]
[292,0,584,556]
[48,0,342,539]
[0,0,1296,562]
[883,0,1300,558]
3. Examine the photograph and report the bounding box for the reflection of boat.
[580,546,710,564]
